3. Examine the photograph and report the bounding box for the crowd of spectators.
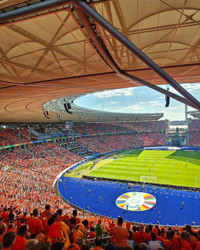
[0,207,199,250]
[76,132,165,154]
[0,129,35,147]
[0,143,83,214]
[0,121,199,249]
[74,121,167,135]
[0,121,167,153]
[189,120,200,146]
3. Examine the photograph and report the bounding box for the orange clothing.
[41,210,51,220]
[70,216,80,225]
[62,214,70,224]
[69,228,78,243]
[113,226,129,247]
[28,217,43,236]
[48,221,70,250]
[11,235,28,250]
[179,238,192,250]
[67,243,79,250]
[76,217,80,225]
[2,212,9,223]
[152,227,158,235]
[90,231,96,239]
[131,231,136,241]
[76,223,85,239]
[157,235,164,244]
[135,231,151,244]
[41,210,52,235]
[109,222,115,233]
[196,241,200,250]
[91,247,103,250]
[0,234,4,245]
[126,222,131,231]
[188,235,197,250]
[164,239,180,250]
[173,234,180,241]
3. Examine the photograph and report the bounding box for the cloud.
[183,83,200,93]
[148,100,162,107]
[109,101,117,104]
[165,83,200,94]
[117,104,143,112]
[93,88,135,98]
[167,104,182,110]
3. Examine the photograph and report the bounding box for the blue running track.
[58,177,200,226]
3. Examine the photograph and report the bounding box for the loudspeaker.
[165,87,170,107]
[67,103,71,109]
[165,96,170,107]
[43,111,50,119]
[64,103,72,114]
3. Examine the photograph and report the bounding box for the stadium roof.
[42,95,163,122]
[0,0,200,123]
[187,111,200,119]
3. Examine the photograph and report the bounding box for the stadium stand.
[0,122,200,249]
[189,120,200,146]
[0,129,35,147]
[1,0,200,248]
[74,121,167,135]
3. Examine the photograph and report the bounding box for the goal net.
[140,176,158,183]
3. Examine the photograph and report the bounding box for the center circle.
[116,192,156,211]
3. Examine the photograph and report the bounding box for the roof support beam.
[74,5,195,109]
[73,0,200,111]
[0,0,199,111]
[123,72,196,109]
[0,0,70,24]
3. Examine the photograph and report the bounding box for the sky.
[74,83,200,121]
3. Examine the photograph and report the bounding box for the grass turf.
[86,150,200,188]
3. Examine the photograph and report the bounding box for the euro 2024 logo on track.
[116,192,156,211]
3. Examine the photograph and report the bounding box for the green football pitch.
[86,150,200,188]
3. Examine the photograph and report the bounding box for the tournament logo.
[116,192,156,211]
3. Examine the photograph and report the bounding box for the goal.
[140,176,158,183]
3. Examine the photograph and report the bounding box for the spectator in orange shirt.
[89,227,96,239]
[71,210,80,225]
[77,220,89,240]
[28,209,43,238]
[185,225,197,250]
[135,225,151,244]
[41,205,51,221]
[196,236,200,250]
[160,228,166,241]
[21,212,28,223]
[11,225,28,250]
[47,215,70,249]
[57,209,63,222]
[164,230,179,250]
[113,216,129,248]
[7,224,15,233]
[131,226,137,242]
[179,231,192,250]
[69,218,78,244]
[156,229,164,244]
[2,231,16,250]
[2,209,9,224]
[41,204,52,235]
